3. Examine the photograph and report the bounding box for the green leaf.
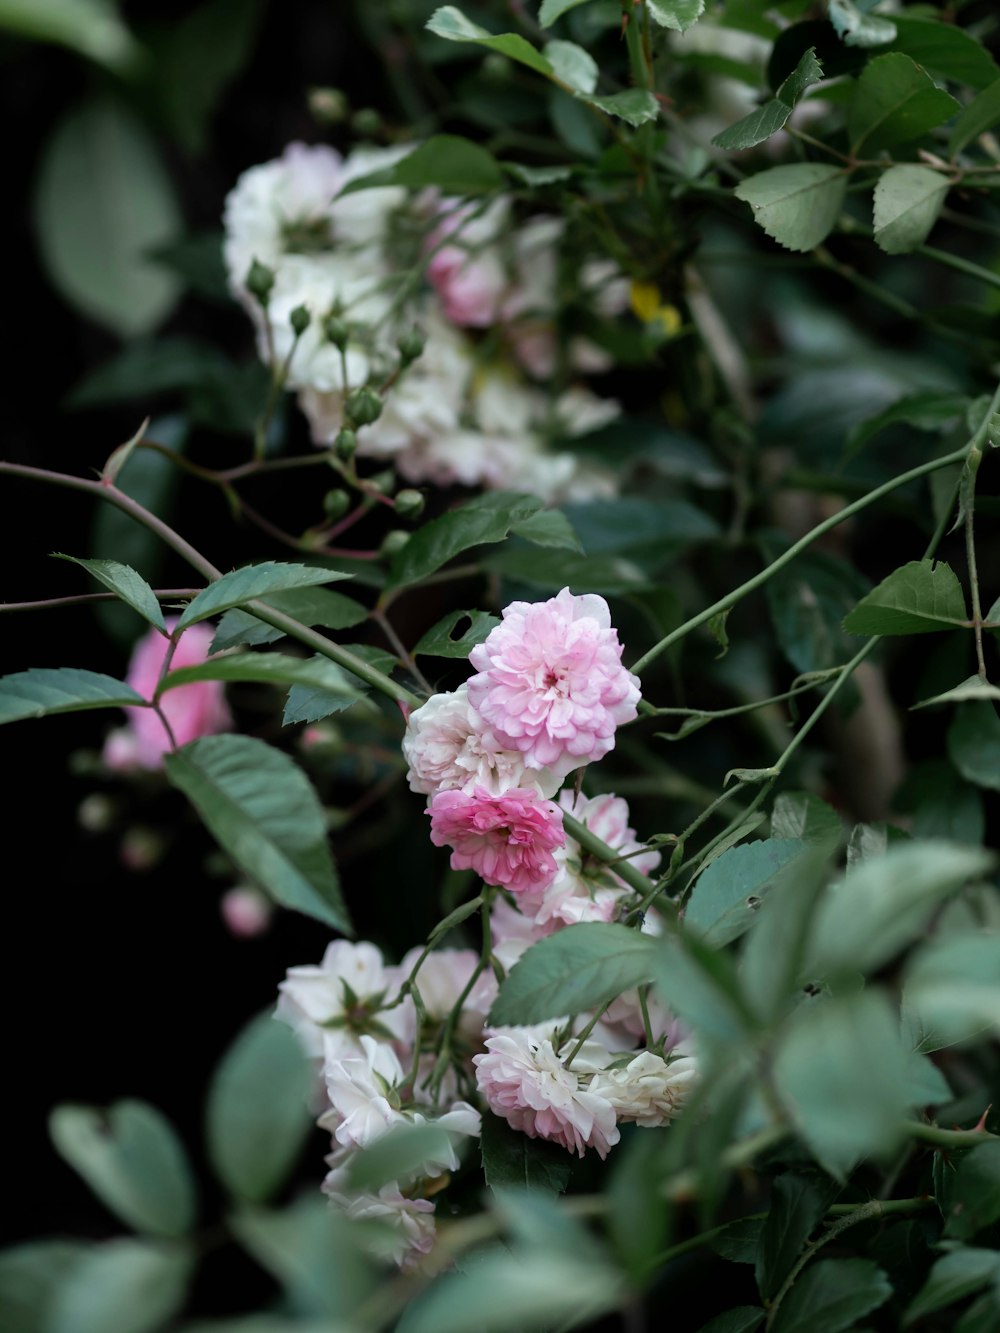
[50,1101,195,1237]
[913,675,1000,710]
[905,1248,1000,1325]
[0,667,145,725]
[340,133,503,197]
[647,0,705,34]
[904,933,1000,1051]
[164,735,352,932]
[734,164,847,252]
[948,702,1000,791]
[413,609,501,658]
[161,653,366,708]
[210,587,367,652]
[699,1311,765,1333]
[842,560,969,635]
[387,491,543,590]
[488,923,656,1025]
[653,931,757,1041]
[711,1218,766,1264]
[47,1240,192,1333]
[765,547,870,673]
[34,99,182,338]
[480,1112,571,1194]
[562,497,719,555]
[544,40,598,94]
[828,0,896,48]
[846,392,968,456]
[538,0,594,26]
[347,1123,461,1193]
[426,8,554,77]
[901,759,984,846]
[53,555,166,632]
[686,838,812,948]
[0,1242,89,1333]
[149,232,229,303]
[770,1257,892,1333]
[152,0,265,155]
[944,1141,1000,1240]
[713,48,823,150]
[849,53,960,156]
[950,78,1000,158]
[207,1014,317,1203]
[774,991,910,1178]
[509,506,582,552]
[891,17,999,93]
[0,0,140,72]
[68,338,232,408]
[808,841,994,979]
[755,1172,839,1303]
[578,89,660,127]
[771,792,842,850]
[178,562,351,629]
[873,165,949,255]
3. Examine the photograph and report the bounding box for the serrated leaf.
[164,734,351,932]
[0,1241,89,1333]
[160,653,366,707]
[846,391,968,456]
[47,1240,193,1333]
[685,838,812,948]
[281,645,392,727]
[828,0,896,48]
[770,1257,891,1332]
[578,89,659,127]
[734,164,847,252]
[53,555,166,631]
[842,559,969,635]
[808,841,994,979]
[480,1112,571,1194]
[34,98,182,337]
[339,133,503,196]
[0,667,145,725]
[488,923,656,1025]
[207,1014,314,1203]
[710,1217,766,1263]
[873,165,949,255]
[413,609,500,658]
[0,0,141,73]
[178,562,350,629]
[849,52,960,156]
[892,17,999,93]
[905,1248,1000,1325]
[210,587,367,652]
[647,0,705,34]
[510,506,582,552]
[943,1141,1000,1240]
[756,1172,839,1302]
[426,7,553,77]
[653,931,757,1040]
[948,702,1000,791]
[771,792,842,849]
[50,1101,195,1237]
[913,675,1000,709]
[544,40,597,94]
[949,78,1000,158]
[387,491,543,590]
[713,48,822,150]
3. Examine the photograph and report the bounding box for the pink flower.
[467,588,640,777]
[427,245,506,327]
[104,620,233,771]
[428,786,565,896]
[474,1029,619,1159]
[220,886,273,938]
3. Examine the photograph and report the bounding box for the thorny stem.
[0,588,200,613]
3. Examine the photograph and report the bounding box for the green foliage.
[873,165,950,255]
[178,563,351,629]
[0,667,144,725]
[647,0,704,34]
[211,587,368,651]
[848,53,960,156]
[713,48,822,151]
[49,1101,195,1237]
[905,1248,1000,1324]
[943,1142,1000,1239]
[734,164,847,252]
[948,703,1000,791]
[828,0,897,48]
[755,1172,839,1302]
[843,559,970,635]
[47,1241,193,1333]
[413,609,501,657]
[387,491,546,589]
[206,1014,315,1203]
[161,652,367,708]
[480,1113,572,1194]
[0,0,140,72]
[685,838,812,948]
[950,78,1000,157]
[164,735,352,931]
[769,1257,892,1332]
[341,134,504,195]
[0,1242,89,1333]
[53,555,166,631]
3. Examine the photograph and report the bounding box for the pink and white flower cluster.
[222,142,626,502]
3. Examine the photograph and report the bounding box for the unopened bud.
[290,304,311,336]
[323,488,351,520]
[335,428,358,461]
[380,529,411,558]
[351,107,381,137]
[367,469,395,494]
[325,314,350,348]
[398,325,426,365]
[245,258,275,306]
[308,86,349,124]
[345,386,382,428]
[394,488,425,520]
[77,794,116,833]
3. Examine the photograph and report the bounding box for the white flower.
[276,940,406,1059]
[323,1161,436,1269]
[590,1049,698,1127]
[320,1035,409,1150]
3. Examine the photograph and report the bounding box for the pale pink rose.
[323,1160,436,1268]
[277,940,409,1060]
[320,1036,408,1150]
[474,1029,619,1159]
[220,886,273,938]
[427,245,506,327]
[467,588,640,776]
[428,786,565,896]
[589,1049,698,1127]
[103,619,232,772]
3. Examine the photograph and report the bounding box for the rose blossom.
[103,619,233,772]
[467,587,640,777]
[277,940,408,1060]
[589,1049,699,1127]
[322,1161,436,1268]
[428,786,565,896]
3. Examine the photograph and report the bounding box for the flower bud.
[335,428,358,461]
[380,529,411,559]
[308,86,349,124]
[245,258,275,306]
[323,488,351,521]
[351,107,381,137]
[325,314,350,348]
[397,325,426,366]
[345,386,382,428]
[289,304,311,336]
[367,469,395,494]
[394,488,425,520]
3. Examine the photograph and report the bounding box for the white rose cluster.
[222,141,626,501]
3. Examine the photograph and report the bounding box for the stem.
[371,607,433,696]
[630,445,969,676]
[562,811,662,902]
[918,242,1000,292]
[903,1118,1000,1149]
[0,588,200,613]
[964,450,988,680]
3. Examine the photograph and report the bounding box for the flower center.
[281,215,335,255]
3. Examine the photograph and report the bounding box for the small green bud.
[367,469,395,495]
[289,304,311,336]
[323,488,351,521]
[351,107,381,137]
[345,386,383,428]
[397,325,426,366]
[325,314,350,348]
[308,86,348,124]
[380,529,411,559]
[335,428,358,461]
[245,258,275,306]
[394,488,425,520]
